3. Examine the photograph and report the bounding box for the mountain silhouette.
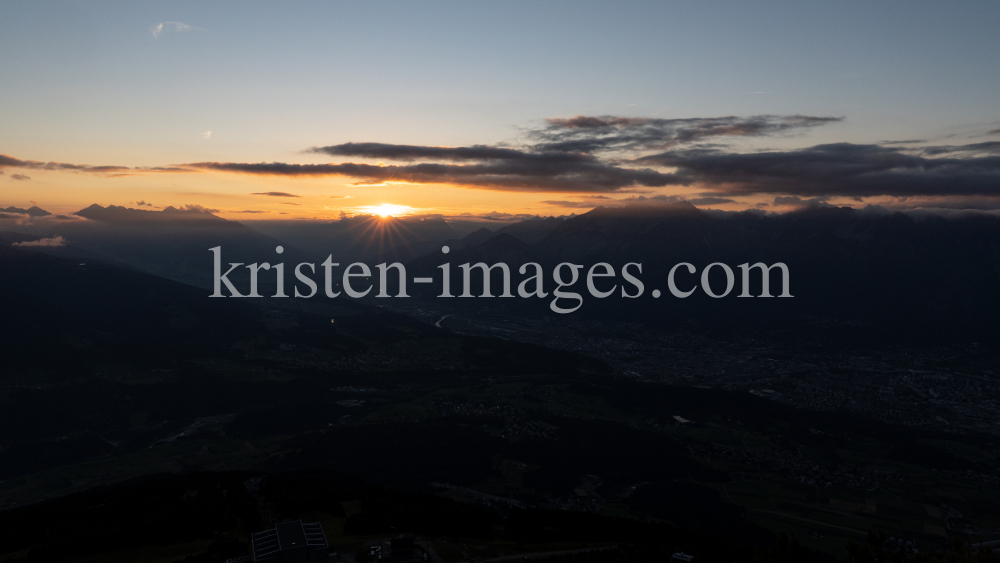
[0,206,51,217]
[4,204,297,290]
[405,204,1000,343]
[496,216,565,244]
[0,245,264,376]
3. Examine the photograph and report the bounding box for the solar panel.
[251,521,327,561]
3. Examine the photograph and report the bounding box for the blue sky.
[1,1,998,216]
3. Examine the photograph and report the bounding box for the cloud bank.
[526,114,843,154]
[9,113,1000,210]
[180,114,1000,203]
[637,142,1000,197]
[0,153,184,176]
[191,158,684,193]
[188,115,843,193]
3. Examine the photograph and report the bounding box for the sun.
[357,203,412,217]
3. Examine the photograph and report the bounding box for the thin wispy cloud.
[527,114,840,153]
[0,153,185,175]
[202,131,212,140]
[251,191,301,197]
[150,21,199,38]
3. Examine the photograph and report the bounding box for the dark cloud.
[990,129,1000,135]
[638,142,1000,198]
[0,153,186,175]
[917,141,1000,156]
[687,196,735,206]
[234,210,268,214]
[187,114,840,193]
[190,160,684,193]
[528,114,843,153]
[0,153,129,173]
[251,191,302,197]
[10,173,30,181]
[20,113,994,202]
[0,154,23,167]
[308,142,590,164]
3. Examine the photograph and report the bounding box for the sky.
[1,1,999,219]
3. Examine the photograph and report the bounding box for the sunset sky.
[2,1,999,220]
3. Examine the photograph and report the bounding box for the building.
[251,520,329,562]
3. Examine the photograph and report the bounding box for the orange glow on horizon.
[354,203,413,217]
[0,164,782,220]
